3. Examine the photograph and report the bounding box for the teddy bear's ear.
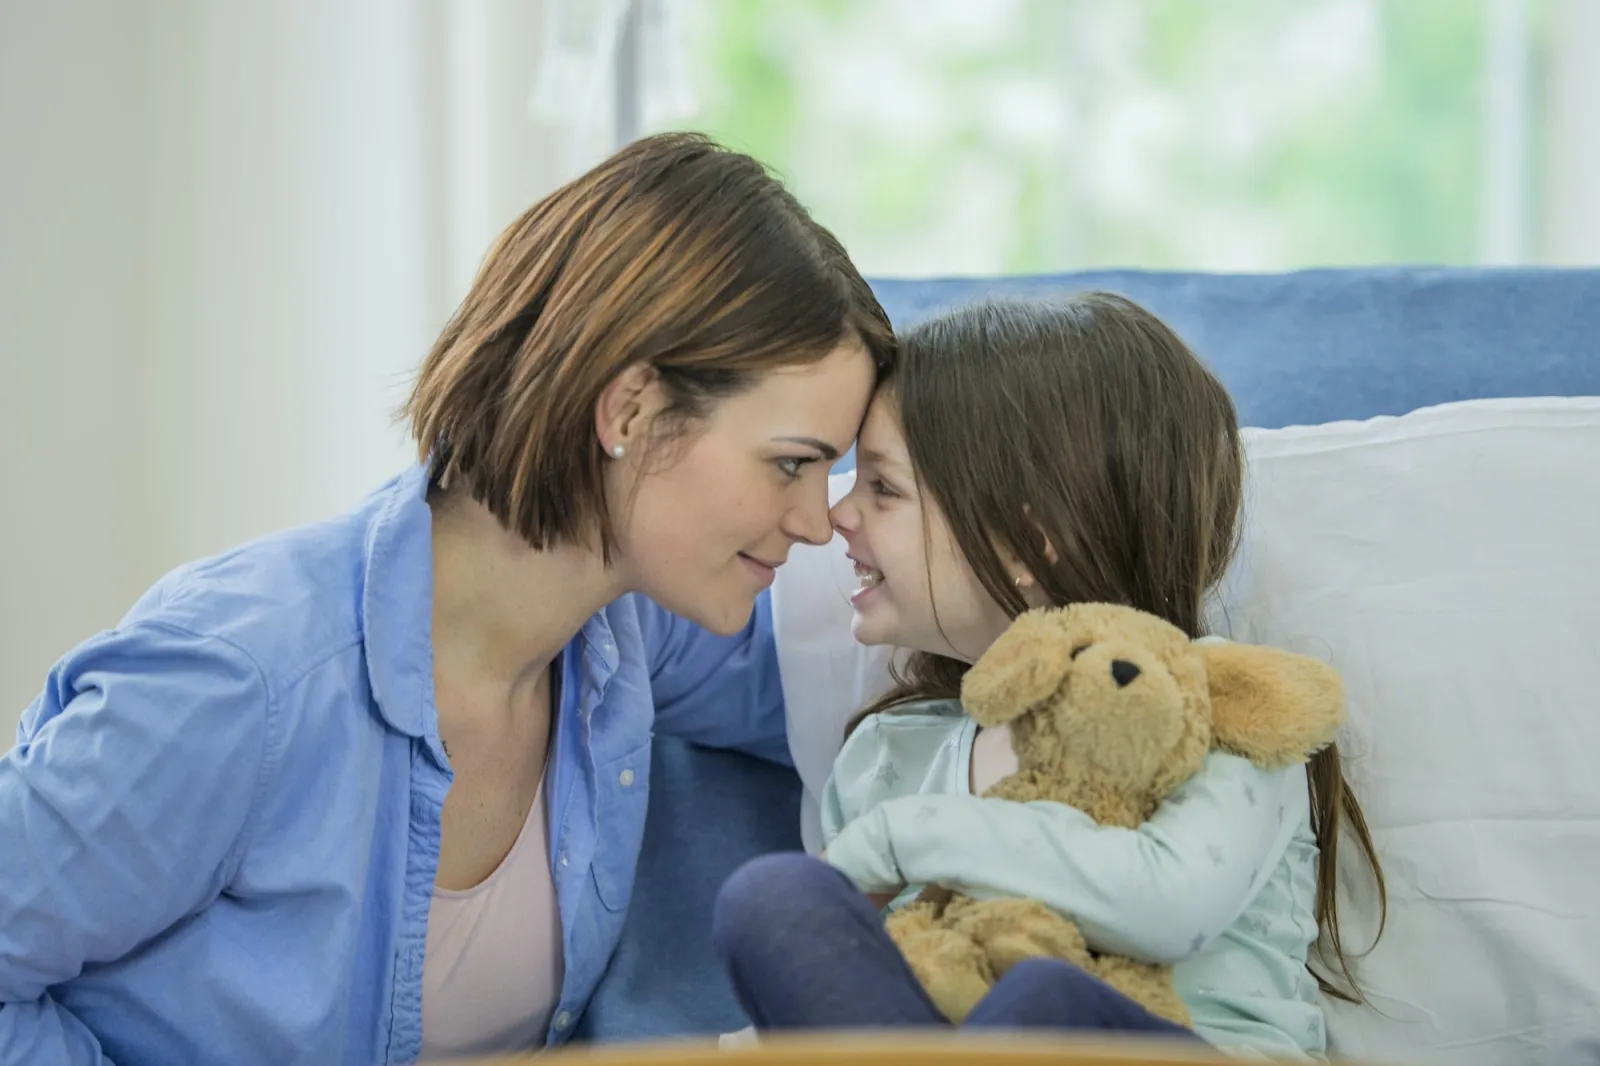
[961,610,1075,727]
[1199,642,1346,769]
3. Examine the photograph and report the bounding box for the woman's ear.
[594,364,663,456]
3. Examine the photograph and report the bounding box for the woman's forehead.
[724,343,874,442]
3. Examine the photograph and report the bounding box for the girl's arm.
[818,715,912,900]
[824,752,1303,964]
[817,849,900,911]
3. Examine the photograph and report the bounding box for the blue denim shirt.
[0,464,786,1065]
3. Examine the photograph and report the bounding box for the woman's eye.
[776,457,807,480]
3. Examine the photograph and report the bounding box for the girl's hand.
[820,849,901,909]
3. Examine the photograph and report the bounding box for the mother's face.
[609,338,876,635]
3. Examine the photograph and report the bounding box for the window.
[642,0,1573,275]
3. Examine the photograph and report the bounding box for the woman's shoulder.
[130,476,427,694]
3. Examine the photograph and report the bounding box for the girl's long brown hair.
[857,293,1386,1000]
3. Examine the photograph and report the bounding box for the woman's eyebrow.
[773,436,841,461]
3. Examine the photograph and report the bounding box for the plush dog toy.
[884,602,1345,1026]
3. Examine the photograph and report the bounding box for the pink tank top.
[419,773,564,1061]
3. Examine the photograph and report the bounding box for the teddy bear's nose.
[1110,660,1142,688]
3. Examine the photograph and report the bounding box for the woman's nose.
[783,484,834,547]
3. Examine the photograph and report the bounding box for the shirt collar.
[361,463,437,740]
[360,464,623,740]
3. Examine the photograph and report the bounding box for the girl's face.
[830,395,1015,661]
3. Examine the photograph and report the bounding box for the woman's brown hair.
[858,292,1385,1000]
[405,131,894,559]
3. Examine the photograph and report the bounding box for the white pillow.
[773,472,896,853]
[1212,397,1600,1065]
[774,397,1600,1063]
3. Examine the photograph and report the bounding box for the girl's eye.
[870,477,898,499]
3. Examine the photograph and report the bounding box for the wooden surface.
[452,1032,1251,1066]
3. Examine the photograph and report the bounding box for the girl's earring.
[611,444,625,458]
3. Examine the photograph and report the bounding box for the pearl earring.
[1013,575,1024,588]
[611,444,625,458]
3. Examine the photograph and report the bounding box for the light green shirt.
[822,701,1326,1058]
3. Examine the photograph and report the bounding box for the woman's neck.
[429,490,624,696]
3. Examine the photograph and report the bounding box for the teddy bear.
[883,602,1345,1027]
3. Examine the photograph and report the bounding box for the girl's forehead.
[861,394,904,438]
[856,401,911,466]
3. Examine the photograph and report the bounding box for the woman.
[0,132,893,1065]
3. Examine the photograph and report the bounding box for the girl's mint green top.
[823,700,1326,1058]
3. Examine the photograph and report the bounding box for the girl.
[0,132,891,1065]
[713,293,1386,1057]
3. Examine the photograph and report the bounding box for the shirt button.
[554,1010,572,1031]
[559,851,569,867]
[619,768,635,787]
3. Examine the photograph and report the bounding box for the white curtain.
[0,0,599,728]
[528,0,696,168]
